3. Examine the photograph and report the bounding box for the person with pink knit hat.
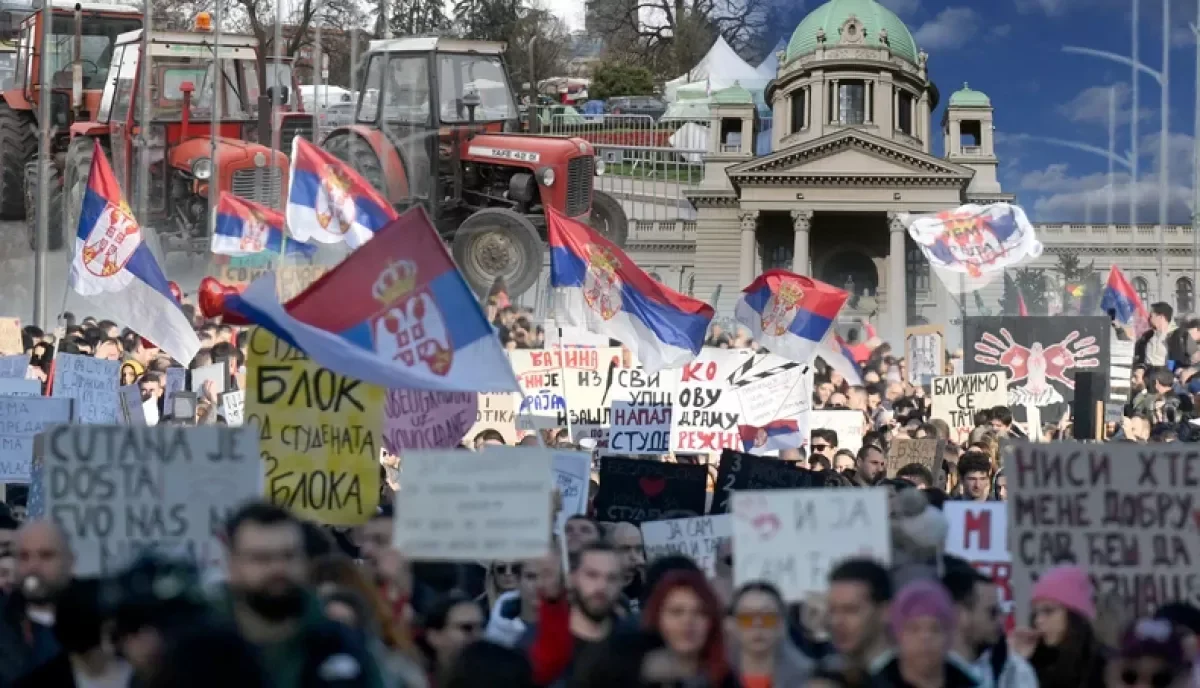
[874,579,978,688]
[1010,565,1109,687]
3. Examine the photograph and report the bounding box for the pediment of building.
[726,129,975,186]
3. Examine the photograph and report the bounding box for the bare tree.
[589,0,769,76]
[224,0,356,86]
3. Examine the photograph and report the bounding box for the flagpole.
[33,0,53,327]
[208,0,222,244]
[556,327,575,442]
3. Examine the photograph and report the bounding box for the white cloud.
[877,0,920,16]
[1057,82,1151,127]
[991,24,1012,38]
[1008,132,1197,224]
[912,7,979,51]
[1015,0,1073,16]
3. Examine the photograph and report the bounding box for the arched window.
[1177,277,1194,314]
[686,273,695,297]
[1132,277,1150,307]
[647,271,663,284]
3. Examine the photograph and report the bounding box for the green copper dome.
[949,82,990,107]
[712,83,754,104]
[785,0,919,66]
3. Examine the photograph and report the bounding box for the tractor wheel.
[0,102,36,219]
[25,157,63,252]
[452,207,541,298]
[589,190,628,247]
[62,137,94,252]
[323,132,387,195]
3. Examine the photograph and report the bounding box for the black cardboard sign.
[709,449,811,515]
[593,456,708,524]
[964,316,1109,423]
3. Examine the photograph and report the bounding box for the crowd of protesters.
[1,296,1198,688]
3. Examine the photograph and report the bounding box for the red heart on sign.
[751,513,781,541]
[638,477,666,498]
[197,277,244,319]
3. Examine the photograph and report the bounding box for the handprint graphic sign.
[965,317,1110,419]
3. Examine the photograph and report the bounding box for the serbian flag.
[736,270,848,364]
[222,206,518,393]
[286,136,396,249]
[816,331,864,386]
[738,419,802,455]
[1101,265,1149,331]
[213,195,315,258]
[548,208,713,373]
[69,143,201,365]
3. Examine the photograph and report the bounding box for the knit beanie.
[889,579,956,638]
[1031,565,1096,621]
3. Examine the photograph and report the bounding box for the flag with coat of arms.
[735,270,848,365]
[69,142,201,365]
[213,195,315,258]
[286,136,397,249]
[220,206,519,393]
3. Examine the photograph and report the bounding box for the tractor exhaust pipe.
[71,3,82,114]
[179,81,194,140]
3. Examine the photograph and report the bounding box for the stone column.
[791,209,812,275]
[739,210,759,286]
[887,213,908,346]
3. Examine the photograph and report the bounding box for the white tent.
[755,39,785,80]
[664,36,768,102]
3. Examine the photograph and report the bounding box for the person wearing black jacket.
[15,579,132,688]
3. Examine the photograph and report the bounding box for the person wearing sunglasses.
[1104,619,1191,688]
[421,592,485,687]
[726,582,814,687]
[1009,564,1107,688]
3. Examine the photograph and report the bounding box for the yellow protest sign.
[245,327,382,526]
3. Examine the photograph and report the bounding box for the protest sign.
[561,347,624,444]
[118,385,147,425]
[886,438,944,480]
[733,359,810,428]
[710,449,811,515]
[550,450,591,531]
[1007,441,1200,619]
[52,354,119,424]
[43,425,261,575]
[965,317,1109,423]
[669,349,749,454]
[392,447,553,561]
[593,456,708,524]
[0,397,71,482]
[511,349,600,431]
[0,318,20,355]
[609,367,676,455]
[931,372,1008,441]
[732,488,891,601]
[246,328,383,526]
[1108,340,1134,421]
[163,367,186,409]
[383,390,477,452]
[466,392,518,445]
[0,378,40,397]
[944,502,1013,629]
[221,390,245,426]
[905,325,945,387]
[642,514,732,576]
[809,410,864,454]
[189,361,228,396]
[0,354,28,380]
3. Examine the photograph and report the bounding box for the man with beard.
[525,541,624,685]
[218,502,384,688]
[943,558,1038,688]
[0,520,74,685]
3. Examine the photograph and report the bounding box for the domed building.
[684,0,1013,344]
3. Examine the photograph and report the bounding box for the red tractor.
[0,1,143,223]
[45,19,314,254]
[321,37,626,298]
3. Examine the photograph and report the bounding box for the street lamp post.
[1063,0,1171,300]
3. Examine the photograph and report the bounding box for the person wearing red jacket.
[525,542,624,686]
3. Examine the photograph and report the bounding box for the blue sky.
[872,0,1198,224]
